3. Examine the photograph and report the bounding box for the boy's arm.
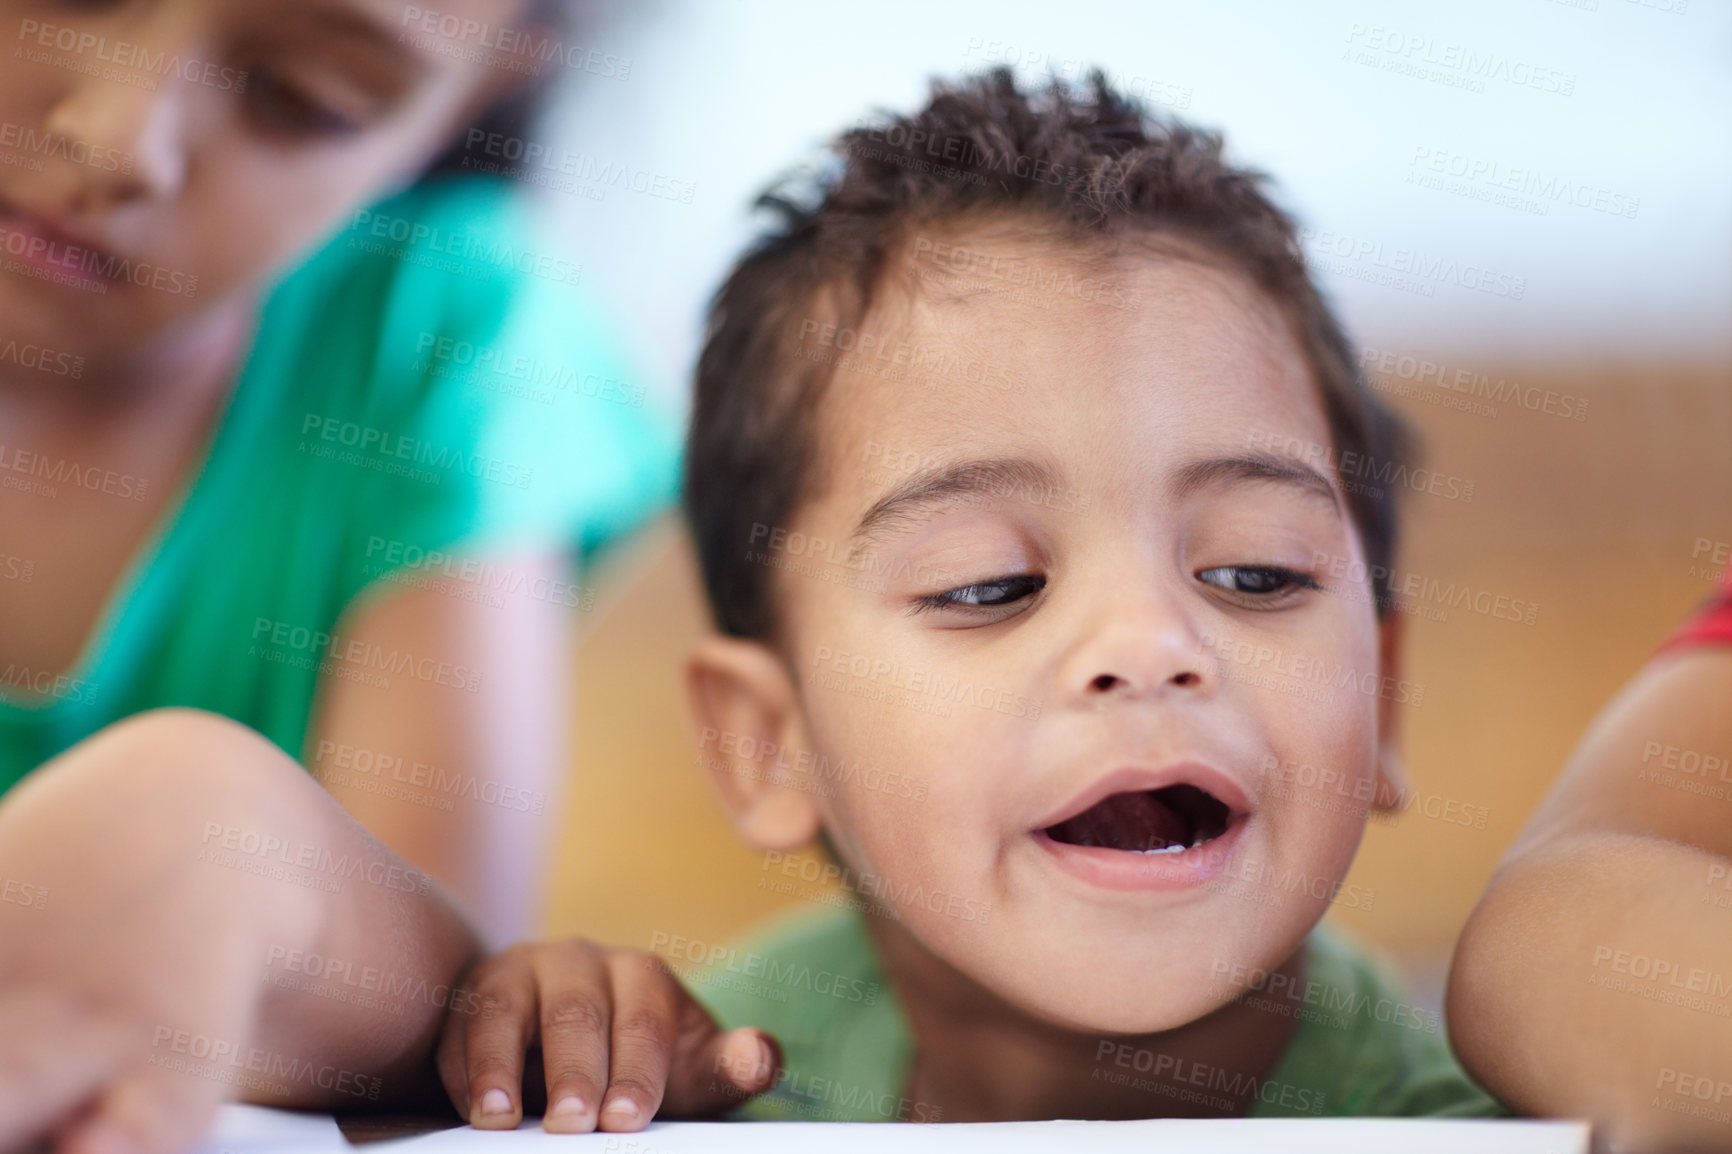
[1448,649,1732,1152]
[0,709,481,1154]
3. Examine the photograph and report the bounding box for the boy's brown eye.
[918,574,1045,613]
[1196,566,1318,598]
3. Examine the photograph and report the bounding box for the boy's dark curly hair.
[687,68,1409,640]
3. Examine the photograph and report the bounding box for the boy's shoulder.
[1262,923,1507,1118]
[696,909,1505,1122]
[691,906,931,1122]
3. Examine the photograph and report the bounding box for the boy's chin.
[1013,985,1237,1037]
[922,910,1320,1038]
[976,949,1247,1032]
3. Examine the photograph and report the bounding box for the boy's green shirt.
[693,907,1504,1122]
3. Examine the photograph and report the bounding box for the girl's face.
[0,0,529,371]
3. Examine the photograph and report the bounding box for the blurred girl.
[0,0,676,943]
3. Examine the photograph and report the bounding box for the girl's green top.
[0,176,678,795]
[693,907,1508,1122]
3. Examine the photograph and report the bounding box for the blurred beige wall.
[546,361,1732,971]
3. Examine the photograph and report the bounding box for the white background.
[537,0,1732,405]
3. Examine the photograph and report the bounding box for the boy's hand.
[438,940,781,1133]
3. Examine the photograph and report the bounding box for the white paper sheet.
[373,1117,1589,1154]
[194,1105,349,1154]
[193,1105,1589,1154]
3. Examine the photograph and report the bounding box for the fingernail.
[756,1036,776,1084]
[600,1098,641,1128]
[480,1088,513,1117]
[542,1096,589,1133]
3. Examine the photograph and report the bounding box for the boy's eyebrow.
[846,452,1339,556]
[848,457,1063,556]
[1167,453,1341,509]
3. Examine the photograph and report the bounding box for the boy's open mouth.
[1042,784,1234,854]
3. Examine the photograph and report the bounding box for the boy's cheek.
[1254,674,1381,831]
[1260,749,1381,897]
[813,724,979,884]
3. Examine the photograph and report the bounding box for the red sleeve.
[1660,572,1732,654]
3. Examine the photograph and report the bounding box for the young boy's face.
[705,224,1402,1035]
[0,0,526,371]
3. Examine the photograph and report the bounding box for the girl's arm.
[1,705,777,1154]
[1448,649,1732,1152]
[308,551,575,946]
[0,709,481,1154]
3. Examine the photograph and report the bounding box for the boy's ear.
[1371,608,1413,813]
[685,635,824,851]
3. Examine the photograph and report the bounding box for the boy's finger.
[461,950,541,1130]
[435,999,474,1117]
[593,951,682,1132]
[663,1026,782,1118]
[529,943,613,1135]
[0,997,129,1153]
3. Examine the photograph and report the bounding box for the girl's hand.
[0,711,342,1154]
[437,940,781,1133]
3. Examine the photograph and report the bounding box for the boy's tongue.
[1046,789,1195,852]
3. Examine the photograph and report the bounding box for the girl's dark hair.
[686,68,1412,640]
[421,0,582,181]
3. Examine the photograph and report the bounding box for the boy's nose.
[1061,586,1217,705]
